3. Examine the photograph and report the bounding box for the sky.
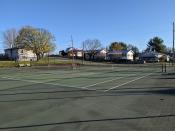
[0,0,175,53]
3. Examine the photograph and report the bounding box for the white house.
[76,50,83,58]
[84,49,107,60]
[5,48,37,61]
[94,49,107,60]
[66,48,83,58]
[108,50,134,61]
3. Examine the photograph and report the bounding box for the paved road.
[0,72,175,131]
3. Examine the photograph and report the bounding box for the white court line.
[82,74,136,89]
[1,76,81,89]
[82,77,123,89]
[3,70,92,79]
[104,73,154,92]
[1,74,136,91]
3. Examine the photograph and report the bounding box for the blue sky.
[0,0,175,53]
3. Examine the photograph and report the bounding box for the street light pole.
[173,22,175,66]
[71,36,74,69]
[82,42,84,65]
[0,41,4,54]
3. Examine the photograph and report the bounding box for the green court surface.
[0,64,175,131]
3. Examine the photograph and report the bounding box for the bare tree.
[83,39,102,60]
[3,28,18,48]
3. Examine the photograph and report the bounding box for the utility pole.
[105,46,108,60]
[47,52,50,66]
[71,36,74,68]
[82,42,84,65]
[173,22,175,66]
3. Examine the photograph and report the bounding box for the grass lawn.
[0,57,171,68]
[0,61,17,68]
[0,57,81,68]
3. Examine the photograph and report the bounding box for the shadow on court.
[0,114,175,130]
[0,87,175,102]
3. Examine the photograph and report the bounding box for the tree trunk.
[41,53,44,59]
[92,54,95,61]
[10,48,13,60]
[89,54,92,61]
[36,54,40,61]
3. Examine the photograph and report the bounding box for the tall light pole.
[71,36,74,68]
[173,22,175,66]
[82,42,85,65]
[0,41,3,54]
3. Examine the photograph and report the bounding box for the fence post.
[165,63,166,73]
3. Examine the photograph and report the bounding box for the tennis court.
[0,64,175,131]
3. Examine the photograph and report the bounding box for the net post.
[165,63,167,73]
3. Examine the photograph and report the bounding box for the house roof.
[66,47,83,52]
[5,47,21,51]
[5,44,25,51]
[108,50,134,54]
[140,51,164,58]
[84,49,107,53]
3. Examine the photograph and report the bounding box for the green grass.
[0,61,17,67]
[31,57,81,66]
[0,58,81,68]
[0,57,171,68]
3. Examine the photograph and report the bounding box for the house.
[166,52,174,61]
[84,49,107,61]
[59,50,67,56]
[0,53,8,60]
[66,48,83,58]
[108,50,134,61]
[162,54,170,62]
[140,51,170,62]
[94,49,107,60]
[5,48,37,61]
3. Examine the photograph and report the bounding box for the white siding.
[77,51,83,57]
[18,49,37,61]
[126,51,134,61]
[5,48,37,61]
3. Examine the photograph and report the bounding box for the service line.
[104,73,154,92]
[1,76,79,88]
[82,74,136,90]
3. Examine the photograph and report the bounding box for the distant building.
[59,50,67,56]
[140,51,170,62]
[84,49,107,61]
[5,48,37,61]
[108,50,134,61]
[66,48,83,58]
[94,49,107,60]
